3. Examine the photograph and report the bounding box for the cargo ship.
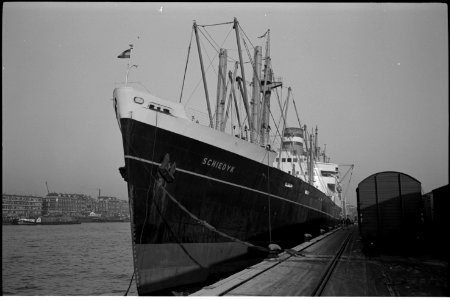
[114,18,349,295]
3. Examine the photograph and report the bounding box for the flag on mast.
[117,48,131,59]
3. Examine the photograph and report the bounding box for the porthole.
[134,97,144,104]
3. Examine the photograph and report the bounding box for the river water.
[2,222,138,296]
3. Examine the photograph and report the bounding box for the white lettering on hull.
[202,157,235,173]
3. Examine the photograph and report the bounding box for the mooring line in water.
[150,182,207,269]
[157,182,270,253]
[124,271,135,296]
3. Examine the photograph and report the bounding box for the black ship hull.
[120,117,341,295]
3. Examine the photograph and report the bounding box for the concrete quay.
[191,225,448,296]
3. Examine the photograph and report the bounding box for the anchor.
[119,166,127,182]
[158,153,176,183]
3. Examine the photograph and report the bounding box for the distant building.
[43,193,95,216]
[95,196,129,217]
[2,194,43,222]
[2,192,128,221]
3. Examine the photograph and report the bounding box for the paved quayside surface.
[191,225,448,296]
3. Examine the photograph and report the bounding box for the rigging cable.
[291,91,302,128]
[198,26,219,54]
[200,22,240,64]
[179,27,194,103]
[183,33,219,108]
[238,23,256,49]
[197,21,234,27]
[184,26,234,112]
[202,26,222,51]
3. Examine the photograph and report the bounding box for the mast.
[315,126,319,160]
[292,98,302,130]
[224,62,240,132]
[223,84,233,131]
[309,133,314,185]
[277,88,291,169]
[236,77,250,139]
[215,48,227,131]
[260,55,270,146]
[229,63,241,133]
[282,87,291,137]
[259,30,281,147]
[303,124,308,153]
[260,69,271,146]
[234,17,253,142]
[260,30,271,147]
[251,46,262,143]
[193,21,214,128]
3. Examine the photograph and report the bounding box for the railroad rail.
[311,229,353,296]
[191,226,353,296]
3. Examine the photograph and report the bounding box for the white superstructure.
[273,127,342,206]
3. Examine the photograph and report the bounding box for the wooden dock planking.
[191,228,340,296]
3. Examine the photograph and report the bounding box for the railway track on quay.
[311,229,353,296]
[191,226,355,296]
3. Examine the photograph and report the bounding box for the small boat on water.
[16,218,39,225]
[113,18,353,295]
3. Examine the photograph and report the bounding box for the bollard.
[267,243,282,258]
[304,233,312,242]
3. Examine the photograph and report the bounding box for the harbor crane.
[45,181,50,195]
[336,164,354,219]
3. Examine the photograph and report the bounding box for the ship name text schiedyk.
[202,157,235,173]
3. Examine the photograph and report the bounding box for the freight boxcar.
[356,171,422,247]
[422,184,449,257]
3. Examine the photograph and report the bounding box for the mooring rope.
[124,271,135,296]
[156,181,269,253]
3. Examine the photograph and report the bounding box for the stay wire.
[202,26,221,51]
[184,26,234,114]
[179,27,194,103]
[197,21,234,27]
[183,34,219,108]
[238,23,255,49]
[198,26,219,54]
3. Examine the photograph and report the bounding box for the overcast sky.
[2,3,448,206]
